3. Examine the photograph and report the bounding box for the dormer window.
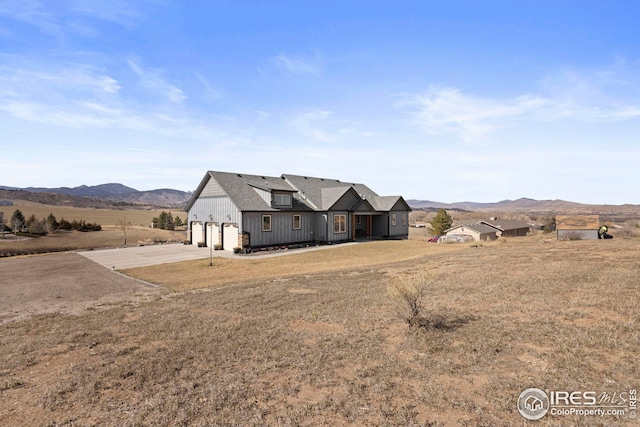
[273,193,292,207]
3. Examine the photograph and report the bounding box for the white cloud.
[399,68,640,142]
[398,86,550,141]
[290,109,335,143]
[128,59,186,104]
[271,52,321,75]
[0,0,144,40]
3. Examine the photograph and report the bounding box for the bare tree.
[115,217,132,247]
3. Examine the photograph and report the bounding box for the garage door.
[206,222,220,248]
[223,223,239,251]
[191,222,203,246]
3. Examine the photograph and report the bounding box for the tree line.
[152,211,183,230]
[5,209,101,235]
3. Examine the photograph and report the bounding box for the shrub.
[70,220,102,232]
[560,231,583,241]
[387,272,432,329]
[617,227,637,239]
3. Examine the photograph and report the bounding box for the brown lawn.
[124,238,473,291]
[0,234,638,426]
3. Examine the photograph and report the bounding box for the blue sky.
[1,1,639,204]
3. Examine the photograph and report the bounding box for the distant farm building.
[444,223,498,242]
[444,217,531,242]
[478,218,531,237]
[556,215,600,240]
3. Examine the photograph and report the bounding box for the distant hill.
[0,184,192,208]
[407,197,640,216]
[3,184,639,216]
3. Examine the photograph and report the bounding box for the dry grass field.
[0,201,187,256]
[3,200,182,226]
[125,238,471,291]
[1,232,638,426]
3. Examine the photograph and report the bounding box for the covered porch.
[352,212,384,239]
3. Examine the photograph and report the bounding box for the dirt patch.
[0,236,638,426]
[0,253,160,324]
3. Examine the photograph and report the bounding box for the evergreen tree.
[45,213,59,232]
[429,209,453,236]
[156,211,175,230]
[58,218,72,230]
[174,215,183,228]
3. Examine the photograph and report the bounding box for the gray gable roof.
[282,174,363,210]
[186,171,411,213]
[282,173,411,213]
[186,171,313,212]
[320,186,352,210]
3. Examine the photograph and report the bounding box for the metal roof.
[479,219,531,231]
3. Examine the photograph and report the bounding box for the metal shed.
[556,215,600,240]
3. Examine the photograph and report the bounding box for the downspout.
[326,213,329,242]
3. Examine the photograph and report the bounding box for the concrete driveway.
[79,242,360,269]
[79,243,214,269]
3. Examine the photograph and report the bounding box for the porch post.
[351,213,356,240]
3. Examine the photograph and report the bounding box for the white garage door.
[206,222,220,247]
[223,223,239,251]
[191,222,203,246]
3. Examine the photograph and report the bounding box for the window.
[356,216,362,225]
[391,213,397,226]
[262,214,272,232]
[293,214,301,230]
[334,214,346,233]
[402,213,407,226]
[273,193,291,206]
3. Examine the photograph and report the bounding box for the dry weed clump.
[559,230,584,241]
[387,272,433,329]
[616,227,637,239]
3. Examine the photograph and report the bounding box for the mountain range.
[407,198,640,215]
[0,184,192,208]
[1,184,639,215]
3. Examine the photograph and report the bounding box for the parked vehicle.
[437,234,473,243]
[427,235,440,242]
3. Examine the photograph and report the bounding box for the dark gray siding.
[373,215,389,237]
[388,211,410,237]
[242,212,316,247]
[327,211,351,242]
[315,214,328,241]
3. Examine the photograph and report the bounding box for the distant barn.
[556,215,600,240]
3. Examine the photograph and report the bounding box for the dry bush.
[559,230,583,241]
[387,272,432,329]
[616,227,637,239]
